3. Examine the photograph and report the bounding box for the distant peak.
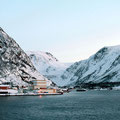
[45,52,58,61]
[26,51,59,62]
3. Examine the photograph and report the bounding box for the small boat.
[76,88,86,92]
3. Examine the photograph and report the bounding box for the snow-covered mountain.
[0,27,49,86]
[27,51,71,84]
[60,45,120,86]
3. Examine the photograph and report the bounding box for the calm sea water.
[0,90,120,120]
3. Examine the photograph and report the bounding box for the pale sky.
[0,0,120,62]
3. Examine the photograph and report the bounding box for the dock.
[0,92,63,96]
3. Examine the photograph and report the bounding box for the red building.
[0,85,10,90]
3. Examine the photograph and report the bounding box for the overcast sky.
[0,0,120,62]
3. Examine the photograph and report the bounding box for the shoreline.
[0,92,63,97]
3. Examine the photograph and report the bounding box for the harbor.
[0,79,64,97]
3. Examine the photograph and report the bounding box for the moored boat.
[76,88,87,92]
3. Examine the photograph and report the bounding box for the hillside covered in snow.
[0,27,49,86]
[60,45,120,86]
[27,51,72,84]
[3,26,120,88]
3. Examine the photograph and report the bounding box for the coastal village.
[0,79,64,96]
[1,77,120,96]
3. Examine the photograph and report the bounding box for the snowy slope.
[27,51,71,84]
[60,45,120,86]
[0,27,49,86]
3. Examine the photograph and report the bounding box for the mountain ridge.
[27,51,72,84]
[0,27,49,86]
[60,45,120,86]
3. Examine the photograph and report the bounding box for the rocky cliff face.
[60,45,120,86]
[0,27,48,86]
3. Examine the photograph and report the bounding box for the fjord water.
[0,91,120,120]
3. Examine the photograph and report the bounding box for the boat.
[76,88,87,92]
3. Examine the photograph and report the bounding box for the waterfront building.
[0,85,18,94]
[32,79,57,93]
[38,88,57,93]
[33,80,47,90]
